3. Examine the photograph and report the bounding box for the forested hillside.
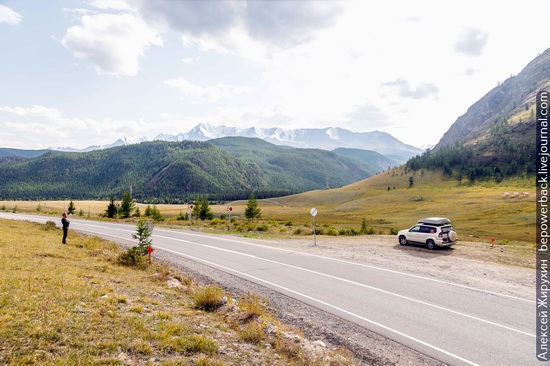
[406,47,548,181]
[0,139,373,201]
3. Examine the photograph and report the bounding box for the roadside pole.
[310,208,317,247]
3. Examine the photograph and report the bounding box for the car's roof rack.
[417,217,451,226]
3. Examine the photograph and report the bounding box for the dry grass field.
[0,219,356,365]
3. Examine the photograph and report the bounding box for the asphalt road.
[1,213,537,366]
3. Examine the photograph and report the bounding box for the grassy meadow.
[0,167,535,245]
[264,168,535,244]
[0,219,355,365]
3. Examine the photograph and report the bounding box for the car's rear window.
[441,226,453,232]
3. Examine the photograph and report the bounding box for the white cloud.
[61,13,162,76]
[86,0,132,11]
[454,27,489,56]
[0,5,22,25]
[164,78,252,103]
[0,105,155,149]
[345,104,390,129]
[380,79,439,100]
[136,0,342,58]
[0,105,63,119]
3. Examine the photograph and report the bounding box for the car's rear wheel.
[399,235,408,245]
[426,239,436,250]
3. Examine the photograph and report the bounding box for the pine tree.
[67,200,76,215]
[199,197,213,220]
[245,192,261,222]
[105,197,117,218]
[192,199,201,220]
[119,191,135,218]
[132,220,152,256]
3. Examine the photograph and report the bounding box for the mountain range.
[46,125,421,163]
[154,124,422,161]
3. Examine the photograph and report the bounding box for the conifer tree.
[67,200,76,215]
[119,191,135,218]
[105,197,117,218]
[199,196,213,220]
[245,192,261,222]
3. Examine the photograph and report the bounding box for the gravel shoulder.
[152,233,534,365]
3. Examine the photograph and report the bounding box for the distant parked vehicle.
[397,217,458,250]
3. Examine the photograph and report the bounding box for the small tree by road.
[245,192,261,222]
[118,220,153,268]
[132,220,152,256]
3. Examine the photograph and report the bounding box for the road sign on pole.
[310,208,317,246]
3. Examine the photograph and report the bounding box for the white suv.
[397,217,458,250]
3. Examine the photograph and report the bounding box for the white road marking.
[150,236,534,338]
[64,222,534,338]
[159,246,480,366]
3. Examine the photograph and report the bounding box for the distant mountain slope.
[0,148,51,163]
[408,47,548,180]
[156,124,421,162]
[436,48,550,149]
[209,137,374,188]
[0,139,373,201]
[332,148,401,172]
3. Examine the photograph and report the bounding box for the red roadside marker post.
[188,204,194,222]
[227,206,232,221]
[147,246,154,265]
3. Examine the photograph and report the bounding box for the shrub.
[239,293,265,319]
[210,218,225,226]
[193,286,227,312]
[166,335,218,355]
[256,224,269,232]
[117,247,147,269]
[239,321,265,345]
[284,221,293,227]
[44,221,57,231]
[390,228,399,235]
[293,228,303,235]
[338,228,359,236]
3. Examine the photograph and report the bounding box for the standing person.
[61,213,70,244]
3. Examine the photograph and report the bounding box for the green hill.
[0,139,374,201]
[0,148,51,164]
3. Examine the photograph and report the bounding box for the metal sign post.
[227,206,232,221]
[310,208,317,247]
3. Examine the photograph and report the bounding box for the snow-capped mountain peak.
[153,123,421,159]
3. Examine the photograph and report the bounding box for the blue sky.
[1,0,550,150]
